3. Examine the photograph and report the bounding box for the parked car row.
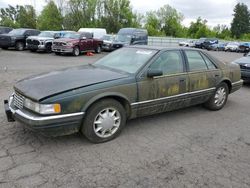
[0,27,148,56]
[179,37,250,53]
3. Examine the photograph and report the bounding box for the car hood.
[14,65,128,101]
[234,57,250,64]
[27,36,53,40]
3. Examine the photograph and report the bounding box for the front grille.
[27,39,40,45]
[13,92,25,109]
[53,42,64,46]
[240,64,250,70]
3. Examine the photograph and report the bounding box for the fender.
[81,92,131,112]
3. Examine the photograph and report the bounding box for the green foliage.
[37,0,63,30]
[0,5,36,28]
[231,3,250,39]
[17,5,36,28]
[144,5,184,37]
[0,1,250,42]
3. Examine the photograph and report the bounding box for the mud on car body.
[4,46,243,143]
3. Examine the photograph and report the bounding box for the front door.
[135,50,189,117]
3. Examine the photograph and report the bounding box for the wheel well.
[87,96,131,118]
[222,80,232,93]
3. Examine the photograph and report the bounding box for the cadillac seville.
[4,46,243,143]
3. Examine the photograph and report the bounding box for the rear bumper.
[231,80,243,93]
[0,41,15,48]
[4,96,84,137]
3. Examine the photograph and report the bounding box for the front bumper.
[231,80,244,93]
[52,46,73,53]
[241,70,250,81]
[4,96,84,137]
[27,44,46,51]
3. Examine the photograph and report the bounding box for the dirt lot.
[0,49,250,188]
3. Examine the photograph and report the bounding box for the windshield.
[198,38,206,42]
[63,33,80,39]
[94,48,157,74]
[102,35,114,41]
[115,35,131,42]
[38,32,54,38]
[9,29,26,35]
[228,42,239,45]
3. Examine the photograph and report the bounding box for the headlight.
[65,42,73,46]
[245,64,250,67]
[11,37,16,40]
[24,98,61,114]
[39,40,44,45]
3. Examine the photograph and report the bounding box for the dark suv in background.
[0,28,40,50]
[111,28,148,50]
[0,26,13,34]
[195,38,218,49]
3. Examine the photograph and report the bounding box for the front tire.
[73,46,80,56]
[45,44,52,53]
[55,52,61,55]
[81,99,126,143]
[15,42,24,51]
[204,83,229,111]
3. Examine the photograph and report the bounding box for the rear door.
[184,50,220,104]
[135,50,189,117]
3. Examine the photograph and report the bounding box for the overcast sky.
[0,0,249,27]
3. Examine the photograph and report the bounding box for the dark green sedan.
[4,46,243,143]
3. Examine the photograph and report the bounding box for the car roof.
[128,45,204,51]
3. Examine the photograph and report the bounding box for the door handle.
[214,74,220,77]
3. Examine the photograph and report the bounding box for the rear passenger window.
[185,51,208,71]
[201,54,217,70]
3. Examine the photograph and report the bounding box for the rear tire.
[204,82,229,111]
[81,99,126,143]
[15,42,24,51]
[1,47,8,50]
[95,45,101,53]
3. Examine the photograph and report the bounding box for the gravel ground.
[0,49,249,188]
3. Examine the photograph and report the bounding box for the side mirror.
[147,69,163,78]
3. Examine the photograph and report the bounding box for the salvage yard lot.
[0,49,250,187]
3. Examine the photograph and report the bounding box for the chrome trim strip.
[131,87,216,106]
[9,96,84,121]
[232,80,243,85]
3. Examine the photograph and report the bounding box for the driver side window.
[149,51,184,75]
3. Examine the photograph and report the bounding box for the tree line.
[0,0,249,40]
